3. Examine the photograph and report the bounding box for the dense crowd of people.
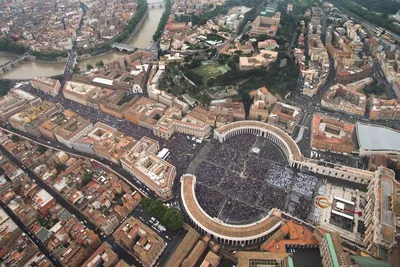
[293,173,318,197]
[19,86,325,226]
[195,184,226,218]
[193,133,321,224]
[268,164,293,189]
[330,213,354,232]
[205,141,238,167]
[286,194,314,221]
[222,201,263,224]
[259,141,287,164]
[196,161,226,187]
[19,84,206,185]
[357,220,366,237]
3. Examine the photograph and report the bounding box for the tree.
[166,212,183,231]
[82,172,93,186]
[207,78,215,86]
[153,0,172,41]
[148,200,165,218]
[227,57,236,69]
[218,58,226,65]
[161,208,175,225]
[37,145,47,154]
[72,66,80,73]
[95,60,104,68]
[55,163,67,173]
[188,59,202,69]
[0,38,27,55]
[143,199,184,231]
[0,80,10,97]
[258,34,268,41]
[141,198,152,208]
[185,71,204,85]
[86,64,94,70]
[11,135,19,142]
[220,260,234,267]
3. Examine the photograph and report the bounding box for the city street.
[0,200,62,267]
[333,2,400,43]
[10,80,211,201]
[0,127,186,266]
[0,145,145,266]
[0,120,157,199]
[130,205,187,266]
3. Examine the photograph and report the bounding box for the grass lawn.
[192,64,229,83]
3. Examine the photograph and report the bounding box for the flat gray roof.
[381,179,394,228]
[356,123,400,152]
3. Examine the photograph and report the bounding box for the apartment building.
[63,81,101,105]
[239,50,278,70]
[113,217,165,267]
[369,98,400,120]
[248,87,278,121]
[0,89,41,121]
[311,114,355,154]
[99,92,140,119]
[39,109,78,140]
[364,167,399,258]
[124,97,167,129]
[319,232,352,267]
[8,100,63,137]
[153,106,212,140]
[250,11,281,37]
[321,84,366,116]
[120,137,176,200]
[268,102,301,134]
[54,116,93,148]
[31,77,61,96]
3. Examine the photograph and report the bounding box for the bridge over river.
[148,1,165,7]
[0,53,33,75]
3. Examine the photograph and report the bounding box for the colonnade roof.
[181,174,282,240]
[215,121,302,161]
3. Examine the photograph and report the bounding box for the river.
[0,5,165,80]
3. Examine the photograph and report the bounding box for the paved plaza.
[187,134,322,224]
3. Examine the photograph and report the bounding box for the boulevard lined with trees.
[153,0,172,41]
[142,198,184,231]
[332,0,400,36]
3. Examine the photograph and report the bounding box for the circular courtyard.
[186,133,321,224]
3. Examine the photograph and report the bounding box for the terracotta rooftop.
[261,220,319,252]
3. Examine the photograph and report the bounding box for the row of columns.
[188,217,269,246]
[293,160,371,184]
[216,127,291,161]
[216,127,372,185]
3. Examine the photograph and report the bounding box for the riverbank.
[0,49,69,63]
[123,10,149,45]
[28,58,68,64]
[0,6,164,79]
[73,9,150,62]
[0,6,148,64]
[0,52,19,59]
